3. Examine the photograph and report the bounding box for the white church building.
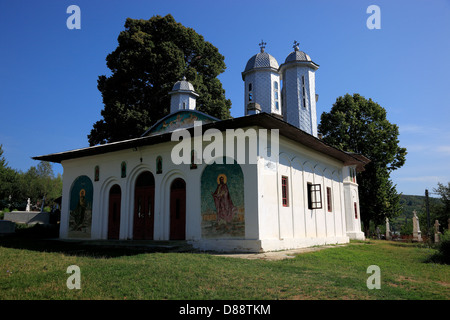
[34,42,368,252]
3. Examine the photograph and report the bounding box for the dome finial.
[259,40,267,53]
[293,40,300,51]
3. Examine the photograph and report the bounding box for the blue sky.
[0,0,449,196]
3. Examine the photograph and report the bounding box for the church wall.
[59,133,261,251]
[257,135,350,250]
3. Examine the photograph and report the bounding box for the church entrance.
[133,171,155,240]
[107,184,121,239]
[170,178,186,240]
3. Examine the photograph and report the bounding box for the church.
[34,42,368,252]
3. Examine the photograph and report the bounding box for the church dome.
[171,76,195,92]
[243,49,279,73]
[285,45,312,63]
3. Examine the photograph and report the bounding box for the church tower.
[279,42,319,137]
[168,76,199,114]
[242,41,282,117]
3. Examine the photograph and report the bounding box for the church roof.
[33,113,369,171]
[170,76,195,92]
[243,50,279,74]
[141,109,219,137]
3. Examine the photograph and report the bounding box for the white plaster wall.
[256,135,351,250]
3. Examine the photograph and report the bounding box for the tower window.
[274,81,279,110]
[301,75,307,108]
[307,183,322,209]
[354,202,358,219]
[248,93,253,102]
[183,102,186,109]
[281,176,289,207]
[249,83,252,92]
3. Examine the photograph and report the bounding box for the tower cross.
[259,40,267,52]
[293,40,300,50]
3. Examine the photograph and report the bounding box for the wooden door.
[170,178,186,240]
[133,172,155,240]
[107,184,121,240]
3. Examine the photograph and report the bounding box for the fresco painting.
[201,158,245,238]
[68,175,93,238]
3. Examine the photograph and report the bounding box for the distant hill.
[399,194,441,219]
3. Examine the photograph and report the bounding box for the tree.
[433,182,450,231]
[0,145,20,207]
[88,14,232,146]
[318,93,407,235]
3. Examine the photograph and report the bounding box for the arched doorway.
[107,184,121,240]
[133,171,155,240]
[170,178,186,240]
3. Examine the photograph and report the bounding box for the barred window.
[327,187,332,212]
[307,183,322,209]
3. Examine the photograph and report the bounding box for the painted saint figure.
[212,174,236,223]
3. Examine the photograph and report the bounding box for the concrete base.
[347,231,365,241]
[189,236,350,253]
[4,211,50,225]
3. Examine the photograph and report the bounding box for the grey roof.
[285,48,312,63]
[243,51,279,73]
[171,76,195,92]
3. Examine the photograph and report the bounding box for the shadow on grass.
[0,224,196,259]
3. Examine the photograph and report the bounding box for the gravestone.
[434,220,441,244]
[386,218,392,240]
[376,226,381,240]
[412,210,422,242]
[26,198,31,212]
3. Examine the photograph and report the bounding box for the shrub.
[438,231,450,264]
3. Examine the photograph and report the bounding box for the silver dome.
[171,76,195,92]
[285,48,312,63]
[243,51,279,73]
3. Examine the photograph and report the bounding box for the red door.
[133,172,155,240]
[107,185,121,240]
[170,178,186,240]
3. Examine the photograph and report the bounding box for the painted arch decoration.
[201,157,245,239]
[68,175,93,238]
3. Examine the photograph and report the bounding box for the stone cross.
[385,217,392,240]
[412,210,422,242]
[434,219,441,244]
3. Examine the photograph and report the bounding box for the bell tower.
[279,41,319,137]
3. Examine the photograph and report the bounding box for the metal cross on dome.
[293,40,300,50]
[259,40,267,52]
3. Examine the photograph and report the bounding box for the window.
[307,183,322,209]
[354,202,358,219]
[248,93,253,102]
[327,187,332,212]
[349,168,356,183]
[249,83,252,92]
[281,176,289,207]
[274,81,279,110]
[301,75,307,108]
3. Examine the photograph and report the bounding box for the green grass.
[0,238,448,300]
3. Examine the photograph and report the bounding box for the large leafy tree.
[318,93,407,235]
[88,14,232,146]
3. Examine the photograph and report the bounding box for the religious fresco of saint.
[201,158,245,238]
[68,175,93,238]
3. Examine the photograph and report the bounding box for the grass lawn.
[0,236,448,300]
